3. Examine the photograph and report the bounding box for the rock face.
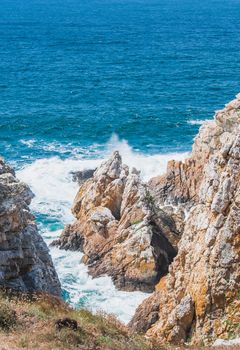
[0,158,61,296]
[130,94,240,345]
[53,152,182,292]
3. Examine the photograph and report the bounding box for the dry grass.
[0,291,238,350]
[0,291,160,350]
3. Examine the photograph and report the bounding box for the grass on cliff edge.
[0,291,238,350]
[0,290,161,350]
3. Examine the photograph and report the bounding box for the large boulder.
[53,151,182,292]
[0,158,61,296]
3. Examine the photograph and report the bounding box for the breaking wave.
[17,136,187,323]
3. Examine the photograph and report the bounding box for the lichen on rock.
[130,94,240,345]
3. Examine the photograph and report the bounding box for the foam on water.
[106,134,188,180]
[17,156,102,223]
[17,137,188,323]
[187,119,211,126]
[50,244,149,323]
[19,139,36,147]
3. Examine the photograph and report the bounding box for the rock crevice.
[53,151,181,292]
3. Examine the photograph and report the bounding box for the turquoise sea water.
[1,0,240,322]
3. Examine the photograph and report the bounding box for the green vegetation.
[145,188,156,208]
[131,219,143,226]
[223,319,240,340]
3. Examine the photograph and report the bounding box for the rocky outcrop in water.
[53,152,182,292]
[71,169,96,186]
[130,94,240,345]
[0,158,61,295]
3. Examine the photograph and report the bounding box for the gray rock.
[0,158,61,296]
[71,169,96,185]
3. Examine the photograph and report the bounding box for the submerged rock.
[71,169,96,186]
[130,94,240,345]
[0,158,61,295]
[53,151,182,292]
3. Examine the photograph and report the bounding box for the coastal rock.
[0,158,61,295]
[130,94,240,345]
[148,120,218,207]
[53,151,182,292]
[71,169,96,186]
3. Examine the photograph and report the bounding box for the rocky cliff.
[53,152,183,292]
[130,94,240,345]
[0,158,61,295]
[54,94,240,345]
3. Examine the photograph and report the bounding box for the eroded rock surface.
[53,152,182,292]
[130,94,240,345]
[0,158,61,295]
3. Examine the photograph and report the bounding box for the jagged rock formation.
[0,158,61,295]
[53,152,182,292]
[130,94,240,345]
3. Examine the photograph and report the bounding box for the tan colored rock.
[53,151,181,292]
[130,94,240,345]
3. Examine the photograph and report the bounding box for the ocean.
[1,0,240,323]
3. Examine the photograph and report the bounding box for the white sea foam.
[50,244,148,323]
[16,137,187,323]
[19,138,103,158]
[17,157,102,223]
[105,134,188,181]
[20,139,36,147]
[187,119,211,126]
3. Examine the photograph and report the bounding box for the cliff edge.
[0,158,61,295]
[130,94,240,345]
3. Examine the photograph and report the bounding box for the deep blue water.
[1,0,240,164]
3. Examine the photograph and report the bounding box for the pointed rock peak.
[0,157,15,176]
[94,151,127,180]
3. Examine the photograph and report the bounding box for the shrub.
[0,301,17,330]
